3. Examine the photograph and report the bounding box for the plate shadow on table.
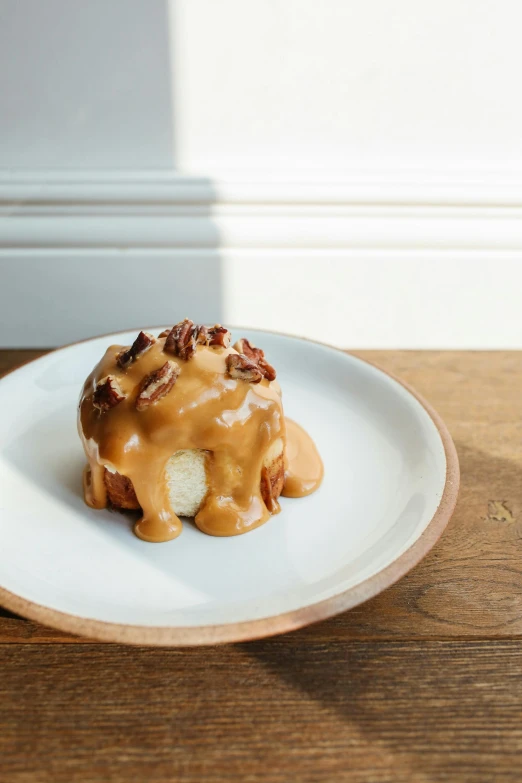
[238,441,522,778]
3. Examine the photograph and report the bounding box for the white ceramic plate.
[0,328,459,645]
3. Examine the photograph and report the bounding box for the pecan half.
[226,353,263,383]
[164,319,198,361]
[93,376,126,411]
[207,324,231,348]
[117,331,156,369]
[195,324,209,345]
[136,361,180,411]
[234,337,276,381]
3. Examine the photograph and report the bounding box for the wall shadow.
[1,0,175,168]
[0,0,225,347]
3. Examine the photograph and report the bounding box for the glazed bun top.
[78,321,284,542]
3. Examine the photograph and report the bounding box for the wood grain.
[0,348,47,376]
[1,641,521,783]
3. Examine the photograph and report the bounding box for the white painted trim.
[2,211,522,250]
[3,250,520,349]
[2,169,522,250]
[3,168,522,205]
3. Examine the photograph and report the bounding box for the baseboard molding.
[3,169,522,250]
[2,252,521,348]
[4,167,522,204]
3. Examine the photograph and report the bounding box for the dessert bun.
[79,321,322,543]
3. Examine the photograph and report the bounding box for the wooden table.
[1,349,521,783]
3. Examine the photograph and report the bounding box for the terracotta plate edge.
[0,328,460,646]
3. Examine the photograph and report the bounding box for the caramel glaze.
[282,418,324,498]
[79,337,322,542]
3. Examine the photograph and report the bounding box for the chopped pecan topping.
[208,324,231,348]
[117,331,156,369]
[195,324,209,345]
[164,319,198,361]
[233,337,276,381]
[226,353,263,383]
[136,361,180,411]
[163,320,228,359]
[93,375,126,411]
[158,328,171,338]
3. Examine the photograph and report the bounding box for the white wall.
[172,0,522,174]
[5,0,520,174]
[0,0,174,168]
[1,0,522,347]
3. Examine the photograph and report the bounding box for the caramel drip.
[82,462,107,509]
[282,418,324,498]
[79,337,323,542]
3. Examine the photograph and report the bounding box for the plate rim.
[0,327,460,646]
